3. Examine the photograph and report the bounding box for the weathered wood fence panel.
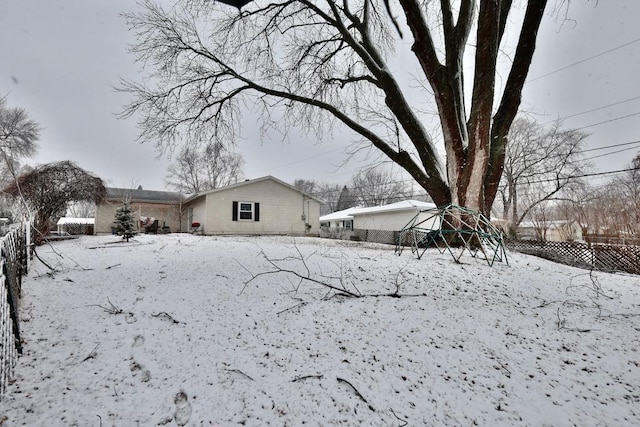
[0,222,30,400]
[506,239,640,275]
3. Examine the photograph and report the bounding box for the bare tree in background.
[316,182,342,214]
[582,152,640,239]
[614,153,640,233]
[336,185,357,211]
[3,161,106,242]
[295,180,343,215]
[350,167,406,206]
[293,179,318,196]
[121,0,550,216]
[497,117,589,233]
[66,201,97,218]
[166,141,244,193]
[0,96,39,185]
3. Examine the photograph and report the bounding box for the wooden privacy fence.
[506,239,640,275]
[0,222,30,400]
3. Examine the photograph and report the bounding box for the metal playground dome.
[395,204,508,266]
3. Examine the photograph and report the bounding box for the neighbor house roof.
[320,200,436,222]
[184,176,324,204]
[105,187,186,204]
[319,207,360,223]
[349,200,436,216]
[57,217,95,225]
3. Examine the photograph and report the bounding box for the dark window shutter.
[254,203,260,221]
[232,201,238,221]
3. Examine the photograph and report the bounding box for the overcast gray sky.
[1,0,639,191]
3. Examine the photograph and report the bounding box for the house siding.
[189,179,320,235]
[187,198,207,232]
[95,200,183,234]
[354,210,436,231]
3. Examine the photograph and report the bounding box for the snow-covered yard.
[2,234,639,426]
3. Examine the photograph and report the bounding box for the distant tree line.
[294,166,432,215]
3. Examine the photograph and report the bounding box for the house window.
[239,202,253,220]
[344,220,353,229]
[232,201,260,222]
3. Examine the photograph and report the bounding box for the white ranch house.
[319,207,359,229]
[183,176,322,236]
[94,176,321,237]
[320,200,439,243]
[321,200,437,230]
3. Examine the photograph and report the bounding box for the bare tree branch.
[121,0,551,214]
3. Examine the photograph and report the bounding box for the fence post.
[24,219,31,271]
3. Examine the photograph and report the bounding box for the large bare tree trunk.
[397,0,547,214]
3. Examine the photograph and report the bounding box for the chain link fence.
[59,223,94,236]
[320,227,398,245]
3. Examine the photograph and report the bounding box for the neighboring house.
[319,208,357,229]
[321,200,437,231]
[57,217,94,235]
[182,176,322,235]
[94,187,186,234]
[319,207,358,240]
[518,220,583,242]
[350,200,438,231]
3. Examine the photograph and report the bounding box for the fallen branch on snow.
[87,298,135,321]
[390,408,408,426]
[80,344,100,363]
[151,311,182,324]
[291,374,323,382]
[224,369,254,381]
[337,377,375,411]
[556,307,592,333]
[88,298,123,315]
[277,302,308,316]
[240,242,433,301]
[242,247,361,298]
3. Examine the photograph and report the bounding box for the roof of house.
[320,200,436,222]
[350,200,436,216]
[105,187,186,204]
[57,217,95,225]
[319,207,360,222]
[184,176,324,204]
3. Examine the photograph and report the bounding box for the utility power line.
[574,111,640,131]
[527,36,640,83]
[542,95,640,125]
[581,139,640,153]
[308,166,639,199]
[582,146,640,162]
[504,167,638,187]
